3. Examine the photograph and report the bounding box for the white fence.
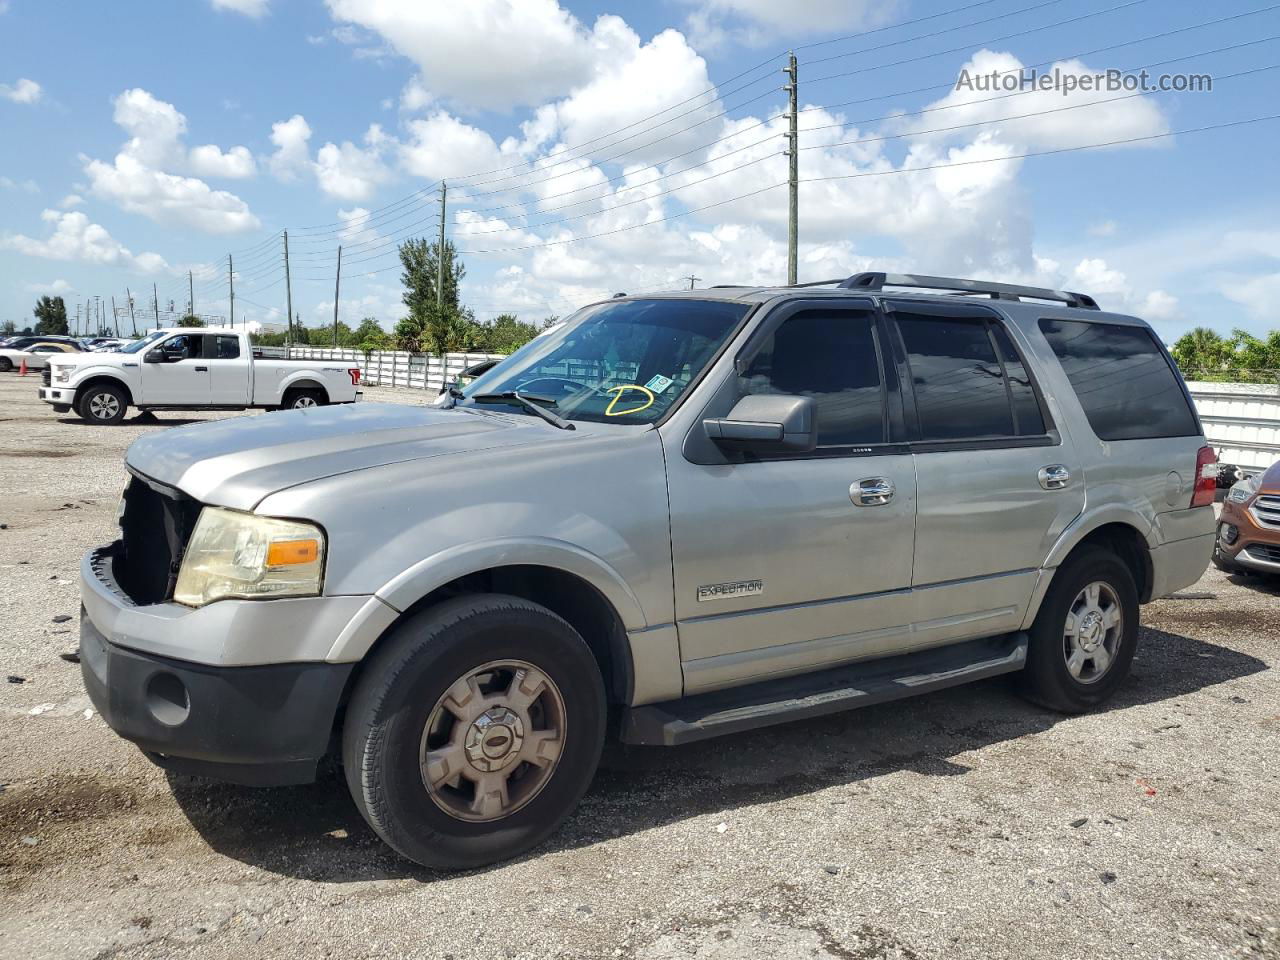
[1187,380,1280,474]
[256,347,506,393]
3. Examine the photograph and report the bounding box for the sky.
[1,0,1278,342]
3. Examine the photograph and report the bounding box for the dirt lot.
[0,372,1277,960]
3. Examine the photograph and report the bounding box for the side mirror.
[144,349,165,364]
[703,394,817,453]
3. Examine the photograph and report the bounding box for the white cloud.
[267,114,312,181]
[401,112,511,182]
[399,75,433,113]
[899,51,1169,152]
[0,77,41,104]
[25,279,75,295]
[85,89,259,233]
[337,207,379,244]
[325,0,599,110]
[1069,258,1179,318]
[1089,219,1117,237]
[211,0,268,17]
[315,124,392,201]
[1224,273,1280,321]
[59,193,83,208]
[189,143,257,178]
[683,0,897,48]
[2,209,169,273]
[0,175,38,193]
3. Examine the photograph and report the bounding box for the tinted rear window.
[1038,319,1198,440]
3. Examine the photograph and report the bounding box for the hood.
[125,402,569,511]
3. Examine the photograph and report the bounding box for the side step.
[620,633,1028,746]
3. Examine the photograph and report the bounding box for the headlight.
[173,507,325,607]
[53,366,70,383]
[1227,475,1260,503]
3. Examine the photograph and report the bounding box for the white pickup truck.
[39,327,362,424]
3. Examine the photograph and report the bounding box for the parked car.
[80,337,131,352]
[39,327,362,424]
[1214,461,1280,576]
[78,272,1216,870]
[437,357,501,396]
[0,339,83,372]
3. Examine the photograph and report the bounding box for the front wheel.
[342,594,606,870]
[77,383,128,425]
[1017,547,1139,713]
[0,357,12,373]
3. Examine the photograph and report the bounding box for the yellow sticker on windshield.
[605,384,656,417]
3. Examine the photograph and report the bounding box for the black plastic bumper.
[80,608,354,786]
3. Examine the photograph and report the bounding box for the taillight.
[1191,445,1218,507]
[348,368,361,386]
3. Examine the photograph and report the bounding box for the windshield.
[118,331,167,354]
[462,298,750,424]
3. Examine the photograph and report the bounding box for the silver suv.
[79,272,1217,869]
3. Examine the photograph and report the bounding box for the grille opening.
[113,476,202,605]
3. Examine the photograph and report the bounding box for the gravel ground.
[0,373,1277,960]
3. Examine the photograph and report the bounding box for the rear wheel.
[0,357,12,372]
[77,383,128,425]
[1018,547,1139,713]
[342,594,606,870]
[282,388,324,410]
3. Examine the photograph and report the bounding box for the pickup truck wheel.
[342,594,606,870]
[0,357,11,372]
[1017,547,1139,713]
[283,388,323,410]
[78,383,128,425]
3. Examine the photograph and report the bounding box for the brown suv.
[1215,460,1280,576]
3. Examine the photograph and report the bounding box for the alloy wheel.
[1062,581,1123,684]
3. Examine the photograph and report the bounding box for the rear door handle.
[1038,464,1070,490]
[851,477,895,506]
[194,365,208,371]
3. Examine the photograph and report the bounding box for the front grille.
[41,367,51,386]
[1244,543,1280,565]
[1250,495,1280,528]
[112,475,202,605]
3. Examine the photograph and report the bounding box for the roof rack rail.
[836,272,1099,310]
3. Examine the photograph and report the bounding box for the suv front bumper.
[79,544,363,786]
[81,612,352,785]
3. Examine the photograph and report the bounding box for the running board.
[620,632,1028,746]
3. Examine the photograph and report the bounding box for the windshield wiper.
[470,391,575,431]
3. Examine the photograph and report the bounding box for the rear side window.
[739,309,885,446]
[207,334,240,359]
[896,314,1048,441]
[1038,319,1198,440]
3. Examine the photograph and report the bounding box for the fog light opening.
[145,672,190,726]
[1219,523,1238,546]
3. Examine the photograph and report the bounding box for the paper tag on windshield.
[645,374,674,394]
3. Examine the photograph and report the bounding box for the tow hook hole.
[145,672,190,726]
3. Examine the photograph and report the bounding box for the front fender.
[67,366,136,396]
[323,536,647,662]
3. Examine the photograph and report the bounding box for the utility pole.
[153,283,160,328]
[284,230,294,358]
[783,51,798,286]
[75,303,81,337]
[333,244,342,347]
[188,270,195,317]
[683,274,702,290]
[228,254,235,328]
[111,296,119,337]
[126,287,137,336]
[436,181,447,317]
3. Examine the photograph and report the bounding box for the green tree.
[1171,327,1230,374]
[473,313,542,353]
[33,295,69,335]
[352,317,391,350]
[180,314,205,328]
[1,319,15,335]
[397,237,469,354]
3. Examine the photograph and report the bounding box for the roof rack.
[833,272,1099,310]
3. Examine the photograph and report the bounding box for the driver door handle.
[194,365,208,371]
[851,477,895,506]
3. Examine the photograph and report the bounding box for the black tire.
[342,594,606,870]
[282,388,324,410]
[77,382,128,425]
[0,357,11,372]
[1017,546,1139,713]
